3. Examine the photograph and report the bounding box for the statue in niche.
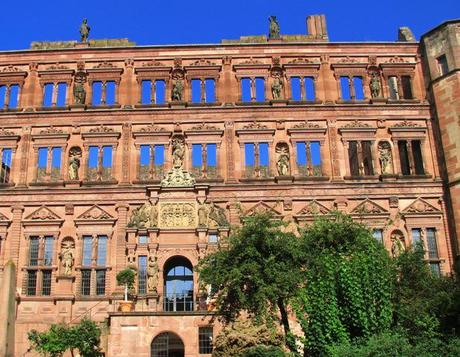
[127,251,136,265]
[378,142,393,175]
[268,16,280,39]
[68,147,82,180]
[147,255,159,294]
[79,19,90,43]
[276,144,290,176]
[60,239,75,276]
[370,72,382,98]
[208,202,229,227]
[171,79,184,101]
[198,203,208,227]
[391,231,405,257]
[73,73,87,105]
[271,76,283,100]
[127,202,158,229]
[171,136,185,168]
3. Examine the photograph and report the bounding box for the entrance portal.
[151,332,185,357]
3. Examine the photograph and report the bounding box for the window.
[340,76,364,100]
[199,327,213,354]
[92,80,116,106]
[141,80,166,104]
[296,141,322,176]
[81,270,91,296]
[191,143,218,178]
[164,257,194,312]
[43,236,54,266]
[0,148,12,183]
[430,263,441,277]
[138,255,147,294]
[26,270,37,296]
[82,236,92,266]
[398,140,424,176]
[138,235,148,244]
[139,144,165,180]
[362,141,374,175]
[426,228,439,259]
[29,237,39,266]
[240,77,265,102]
[95,270,106,295]
[87,145,113,181]
[0,84,20,109]
[388,76,413,100]
[401,76,413,99]
[151,332,184,357]
[373,229,384,244]
[411,228,422,246]
[42,82,67,107]
[347,141,373,177]
[96,235,108,266]
[348,141,359,176]
[388,76,399,100]
[208,234,218,244]
[244,142,270,178]
[36,147,62,181]
[42,270,52,296]
[437,55,449,76]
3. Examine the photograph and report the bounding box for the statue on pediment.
[73,72,87,105]
[79,19,90,43]
[171,79,184,101]
[271,77,283,100]
[269,16,280,39]
[147,255,159,294]
[68,147,82,180]
[378,141,393,175]
[60,239,75,276]
[370,72,382,98]
[127,202,158,229]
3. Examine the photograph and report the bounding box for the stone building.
[0,15,458,357]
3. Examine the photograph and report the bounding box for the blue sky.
[0,0,458,50]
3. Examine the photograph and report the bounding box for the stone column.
[115,204,129,294]
[8,205,24,266]
[224,121,237,183]
[0,260,16,357]
[327,119,342,180]
[120,123,131,185]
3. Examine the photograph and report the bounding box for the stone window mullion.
[97,145,103,179]
[357,141,364,175]
[45,147,52,178]
[300,77,306,101]
[348,76,356,100]
[151,80,156,104]
[201,78,206,103]
[250,77,256,102]
[407,140,415,175]
[101,81,107,105]
[51,82,58,107]
[306,141,312,176]
[254,142,260,177]
[201,144,207,177]
[4,84,10,109]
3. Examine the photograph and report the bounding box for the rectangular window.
[82,236,92,266]
[362,141,374,175]
[8,84,20,109]
[209,234,218,244]
[43,236,54,266]
[138,235,148,244]
[102,146,112,168]
[199,327,213,354]
[340,77,351,100]
[138,255,147,294]
[51,147,62,170]
[141,80,152,104]
[255,78,265,102]
[241,78,251,102]
[398,141,411,175]
[155,80,166,104]
[29,237,39,266]
[96,235,108,266]
[207,144,217,167]
[348,141,359,176]
[192,144,203,168]
[205,79,216,103]
[43,83,54,107]
[191,79,202,103]
[290,77,301,101]
[296,142,307,166]
[42,270,52,296]
[56,83,67,107]
[38,148,48,169]
[1,148,12,183]
[353,76,365,100]
[310,141,322,175]
[88,146,99,168]
[373,229,384,244]
[388,76,399,100]
[430,263,441,277]
[437,55,449,76]
[140,145,151,166]
[91,81,102,105]
[154,145,165,165]
[305,77,316,101]
[105,81,116,105]
[81,270,91,296]
[426,228,439,259]
[27,270,37,296]
[401,76,413,99]
[411,228,422,246]
[244,143,255,166]
[259,143,269,166]
[95,270,106,295]
[412,140,424,175]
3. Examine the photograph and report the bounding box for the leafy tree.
[294,213,394,356]
[116,267,136,301]
[238,345,287,357]
[198,213,304,352]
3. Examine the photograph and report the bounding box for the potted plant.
[116,267,136,312]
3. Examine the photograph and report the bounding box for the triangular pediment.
[0,212,9,221]
[352,199,388,215]
[244,202,282,217]
[77,205,114,220]
[296,200,330,216]
[403,198,440,214]
[24,206,61,221]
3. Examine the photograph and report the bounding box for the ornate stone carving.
[339,56,358,63]
[271,76,283,100]
[387,56,406,63]
[26,206,60,221]
[392,120,421,128]
[244,202,282,217]
[47,64,69,70]
[139,124,166,132]
[171,79,184,101]
[142,60,166,67]
[160,168,196,187]
[352,199,386,214]
[398,27,416,42]
[0,212,9,221]
[78,205,113,220]
[94,61,115,69]
[40,126,64,135]
[240,58,263,65]
[79,19,90,42]
[89,124,114,133]
[297,201,330,215]
[198,202,229,228]
[378,141,393,174]
[73,71,87,105]
[59,238,75,276]
[127,202,158,229]
[171,136,185,169]
[275,143,290,176]
[1,65,20,72]
[404,198,439,213]
[190,122,218,131]
[342,120,371,128]
[0,128,16,136]
[159,202,196,228]
[68,146,82,180]
[242,121,268,130]
[390,230,405,257]
[288,57,314,64]
[191,59,215,66]
[147,254,159,293]
[292,121,320,129]
[369,71,382,98]
[268,16,280,39]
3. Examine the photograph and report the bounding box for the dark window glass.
[81,270,91,296]
[82,236,92,266]
[199,327,214,354]
[96,270,106,295]
[42,270,52,296]
[373,229,384,244]
[398,141,411,175]
[412,140,425,175]
[29,237,39,266]
[412,228,422,246]
[426,228,439,259]
[437,55,449,76]
[401,76,413,99]
[151,332,184,357]
[362,141,374,175]
[388,76,399,100]
[27,270,37,296]
[138,255,147,294]
[0,148,12,183]
[96,235,108,266]
[43,236,54,266]
[430,263,441,277]
[348,141,359,176]
[164,257,194,312]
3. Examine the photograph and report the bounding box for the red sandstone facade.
[0,15,458,357]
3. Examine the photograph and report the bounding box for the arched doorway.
[163,256,194,312]
[151,332,184,357]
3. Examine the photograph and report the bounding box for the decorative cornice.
[139,124,166,133]
[242,121,268,130]
[190,122,218,131]
[39,126,64,135]
[392,120,421,128]
[342,120,371,128]
[89,125,114,133]
[292,121,320,129]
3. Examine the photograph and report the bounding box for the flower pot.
[119,301,134,312]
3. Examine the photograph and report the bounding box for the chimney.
[307,15,328,40]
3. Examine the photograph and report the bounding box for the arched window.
[151,332,184,357]
[163,256,194,312]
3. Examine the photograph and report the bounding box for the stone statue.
[171,79,183,101]
[172,137,185,168]
[271,77,283,100]
[208,202,229,227]
[127,202,158,229]
[370,72,381,98]
[60,240,74,276]
[147,255,159,294]
[79,19,90,43]
[398,27,416,42]
[73,73,86,105]
[391,232,405,257]
[198,203,208,227]
[276,145,290,176]
[378,142,393,175]
[68,147,82,180]
[127,251,136,265]
[269,16,280,39]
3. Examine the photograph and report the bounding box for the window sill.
[87,104,122,110]
[82,179,118,186]
[235,101,271,106]
[294,175,329,182]
[133,179,161,185]
[344,175,379,181]
[187,102,222,108]
[386,99,420,104]
[0,108,21,113]
[0,182,15,188]
[239,177,274,183]
[397,174,432,180]
[135,103,169,109]
[288,99,323,105]
[29,180,64,187]
[38,106,69,112]
[196,177,224,183]
[335,99,370,105]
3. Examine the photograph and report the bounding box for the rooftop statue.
[80,19,90,43]
[269,16,280,39]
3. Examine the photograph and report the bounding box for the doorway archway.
[151,332,185,357]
